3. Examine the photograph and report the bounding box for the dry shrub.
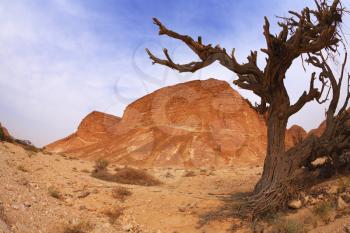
[81,169,90,173]
[0,203,9,224]
[17,165,28,172]
[62,221,93,233]
[313,201,334,224]
[337,177,350,193]
[272,218,306,233]
[94,159,109,171]
[14,139,41,153]
[48,186,62,199]
[92,167,161,186]
[183,170,196,177]
[104,207,123,224]
[112,186,132,202]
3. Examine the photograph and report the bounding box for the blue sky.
[0,0,349,146]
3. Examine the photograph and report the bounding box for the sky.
[0,0,349,147]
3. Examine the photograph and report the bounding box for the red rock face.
[308,121,327,137]
[286,125,307,148]
[308,109,349,137]
[47,78,305,168]
[0,123,11,139]
[45,111,121,153]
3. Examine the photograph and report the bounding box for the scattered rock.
[341,193,350,203]
[122,224,133,231]
[302,195,310,204]
[78,191,90,199]
[328,185,338,194]
[337,196,348,210]
[311,157,327,167]
[23,202,31,208]
[344,224,350,233]
[288,199,302,209]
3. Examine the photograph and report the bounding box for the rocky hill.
[0,122,12,140]
[46,79,304,168]
[286,125,307,148]
[46,111,121,153]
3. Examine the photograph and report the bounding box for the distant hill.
[46,78,305,168]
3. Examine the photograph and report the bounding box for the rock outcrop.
[45,111,121,153]
[286,125,307,148]
[0,123,12,140]
[46,79,305,168]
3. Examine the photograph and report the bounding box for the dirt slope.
[2,142,349,233]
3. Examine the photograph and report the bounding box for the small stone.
[337,196,348,210]
[344,224,350,233]
[103,223,111,228]
[328,185,338,194]
[77,191,90,199]
[303,195,310,204]
[341,193,350,203]
[123,224,133,231]
[288,199,302,209]
[23,202,31,208]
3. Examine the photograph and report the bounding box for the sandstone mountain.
[46,79,304,168]
[46,111,121,153]
[0,122,12,140]
[308,109,349,137]
[285,125,307,148]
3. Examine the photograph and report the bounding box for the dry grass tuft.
[17,165,29,172]
[81,169,90,173]
[313,201,334,224]
[92,167,161,186]
[94,159,109,171]
[103,207,123,224]
[62,221,93,233]
[337,177,350,193]
[272,218,306,233]
[0,203,9,225]
[48,186,62,199]
[183,170,196,177]
[112,186,132,202]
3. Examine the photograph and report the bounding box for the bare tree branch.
[146,18,266,97]
[289,72,321,116]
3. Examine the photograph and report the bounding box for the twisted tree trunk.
[145,0,349,217]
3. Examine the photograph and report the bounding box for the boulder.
[288,199,302,209]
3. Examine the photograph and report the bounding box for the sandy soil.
[0,141,349,233]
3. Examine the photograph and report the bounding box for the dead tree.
[146,0,349,216]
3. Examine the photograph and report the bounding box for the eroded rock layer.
[46,79,305,167]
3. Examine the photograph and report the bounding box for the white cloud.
[0,0,348,147]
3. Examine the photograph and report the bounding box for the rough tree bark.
[146,0,349,216]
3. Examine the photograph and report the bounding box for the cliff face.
[286,125,307,148]
[308,110,350,137]
[0,122,11,140]
[45,111,121,153]
[46,79,305,168]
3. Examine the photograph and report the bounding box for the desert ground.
[0,141,349,233]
